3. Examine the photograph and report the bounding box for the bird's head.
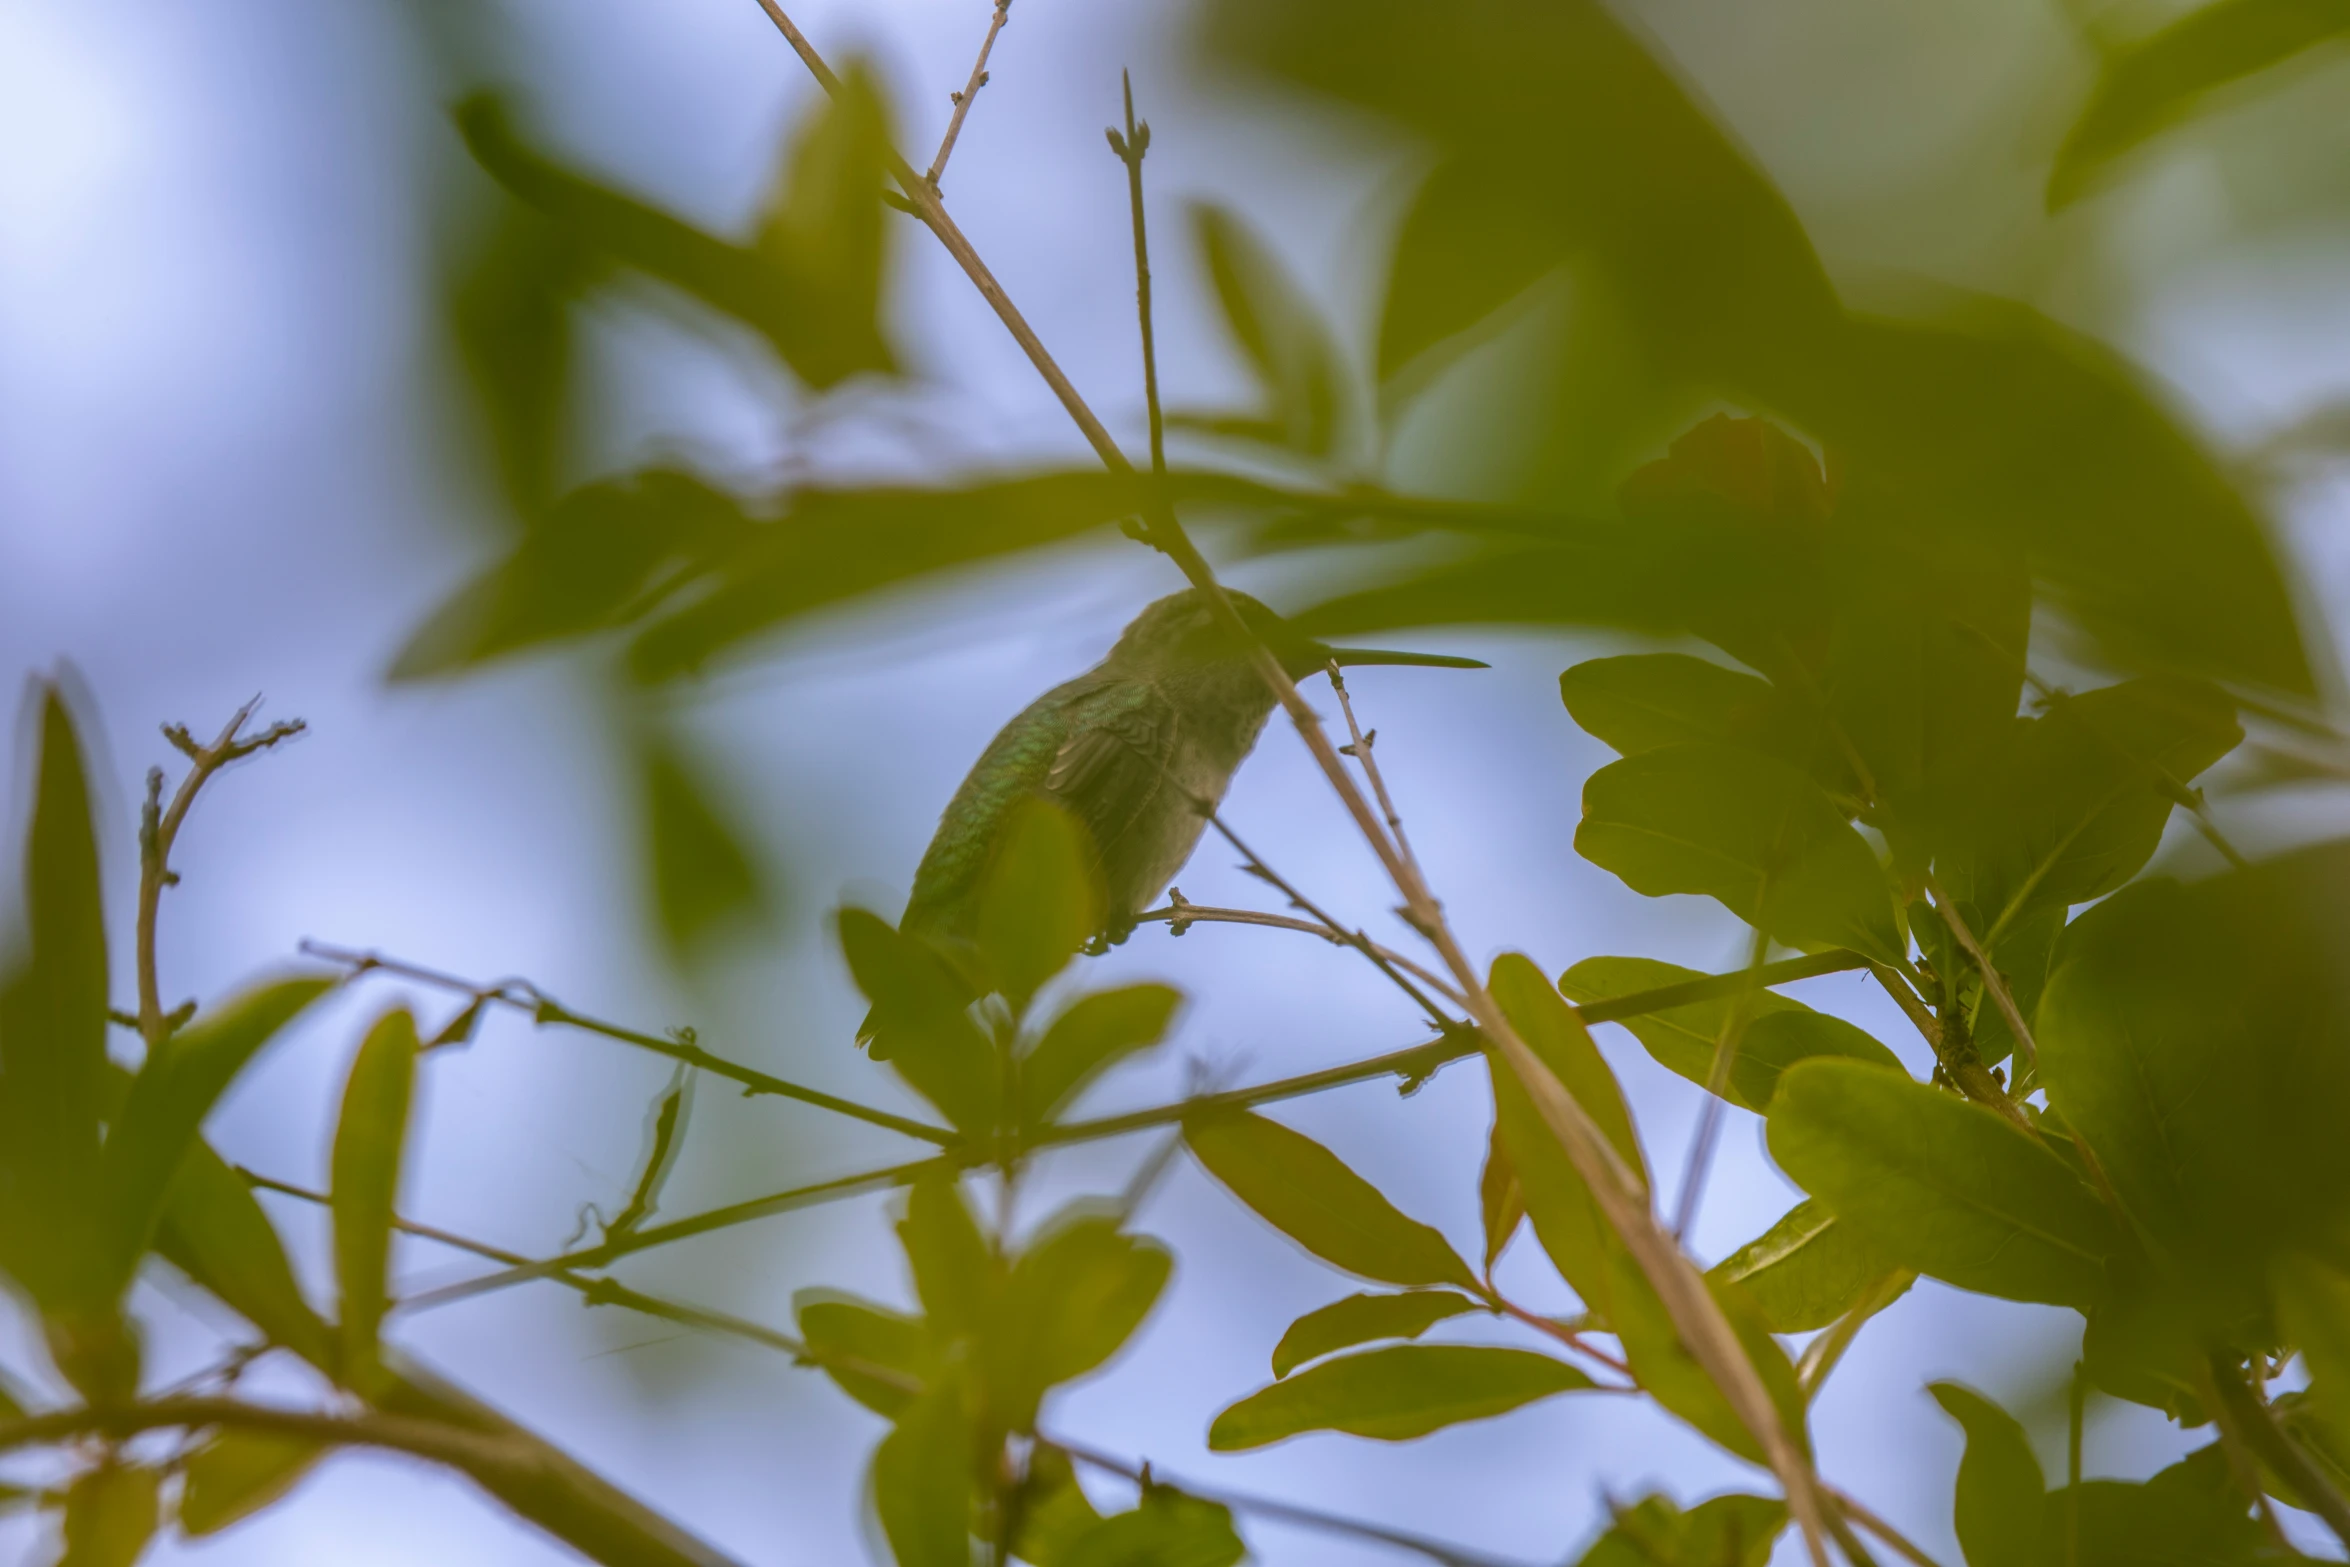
[1100,588,1486,681]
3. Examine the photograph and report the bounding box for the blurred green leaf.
[1562,955,1901,1114]
[1942,677,2241,945]
[0,686,111,1333]
[1014,1446,1104,1567]
[897,1174,998,1342]
[838,909,996,1128]
[178,1431,326,1538]
[390,470,748,680]
[1270,1290,1479,1378]
[1020,983,1181,1125]
[100,975,331,1297]
[638,728,770,961]
[1575,1492,1785,1567]
[995,1208,1172,1417]
[1929,1382,2046,1567]
[1491,954,1642,1171]
[1183,201,1351,458]
[1208,1344,1590,1449]
[2049,0,2350,208]
[445,207,593,522]
[977,798,1100,1010]
[1708,1200,1905,1335]
[1184,1109,1474,1289]
[1576,743,1902,962]
[1058,1487,1246,1567]
[1767,1059,2118,1309]
[155,1139,333,1367]
[793,1289,934,1419]
[2277,1254,2350,1435]
[1377,155,1566,388]
[2038,845,2350,1320]
[1608,1252,1808,1466]
[456,85,893,389]
[2039,1445,2270,1566]
[871,1377,973,1567]
[1477,1117,1524,1270]
[332,1008,420,1389]
[58,1464,158,1567]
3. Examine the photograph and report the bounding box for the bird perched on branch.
[901,587,1483,954]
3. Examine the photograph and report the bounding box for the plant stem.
[925,0,1011,188]
[1674,928,1769,1238]
[1827,1488,1944,1567]
[1921,874,2037,1086]
[2208,1351,2350,1554]
[1134,897,1471,1008]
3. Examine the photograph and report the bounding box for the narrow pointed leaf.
[838,908,996,1130]
[1185,1109,1474,1289]
[1708,1199,1907,1334]
[156,1139,333,1368]
[59,1464,159,1567]
[1767,1059,2118,1309]
[640,731,769,961]
[1477,1117,1525,1269]
[101,975,332,1296]
[897,1174,997,1341]
[332,1009,420,1386]
[178,1431,326,1537]
[1020,983,1181,1124]
[1271,1291,1479,1378]
[1929,1382,2046,1567]
[1609,1250,1809,1466]
[1210,1344,1591,1449]
[1577,742,1902,962]
[1191,201,1350,458]
[872,1378,972,1567]
[976,798,1100,1009]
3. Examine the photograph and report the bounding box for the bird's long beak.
[1321,646,1489,670]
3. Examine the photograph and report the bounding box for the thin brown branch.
[1827,1489,1943,1567]
[1922,874,2038,1087]
[1133,897,1469,1008]
[1485,1295,1631,1381]
[1797,1271,1913,1399]
[301,941,956,1146]
[138,700,307,1042]
[1044,1434,1536,1567]
[925,0,1011,188]
[1326,663,1427,891]
[0,1396,531,1477]
[1109,70,1165,482]
[1673,927,1769,1238]
[1867,963,2027,1128]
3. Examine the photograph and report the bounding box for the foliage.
[8,0,2350,1564]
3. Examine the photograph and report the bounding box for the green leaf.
[838,908,996,1131]
[1559,654,1828,775]
[1208,1344,1592,1449]
[2041,1445,2270,1566]
[1189,201,1350,458]
[976,797,1101,1009]
[1376,154,1566,387]
[1943,676,2241,945]
[1014,1446,1104,1567]
[58,1464,158,1567]
[1184,1109,1474,1289]
[871,1378,973,1567]
[178,1431,325,1537]
[1708,1200,1906,1334]
[897,1174,998,1341]
[1059,1488,1246,1567]
[100,975,332,1297]
[1576,1492,1786,1567]
[1271,1291,1480,1378]
[793,1289,934,1419]
[456,90,893,389]
[2037,845,2350,1303]
[0,685,111,1328]
[1929,1382,2046,1567]
[1608,1252,1808,1466]
[444,207,592,523]
[2277,1254,2350,1430]
[751,61,895,383]
[2049,0,2350,208]
[1484,953,1647,1314]
[1562,955,1900,1113]
[640,729,770,961]
[332,1008,420,1388]
[1767,1059,2118,1309]
[155,1139,333,1367]
[995,1208,1172,1416]
[1577,743,1902,962]
[1477,1117,1524,1270]
[1020,984,1181,1124]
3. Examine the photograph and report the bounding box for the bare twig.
[1133,896,1471,1008]
[1326,663,1427,891]
[1108,70,1165,483]
[1673,928,1770,1239]
[1204,812,1463,1030]
[925,0,1011,187]
[0,1396,530,1476]
[1827,1489,1945,1567]
[1484,1295,1631,1381]
[1045,1435,1537,1567]
[1921,875,2038,1088]
[302,942,955,1146]
[138,700,307,1042]
[1796,1272,1912,1399]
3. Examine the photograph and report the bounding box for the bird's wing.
[1044,682,1186,899]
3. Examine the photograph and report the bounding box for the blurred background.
[2,0,2348,1561]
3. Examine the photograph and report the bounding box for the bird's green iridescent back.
[900,673,1087,936]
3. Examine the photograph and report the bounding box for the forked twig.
[925,0,1011,188]
[1326,663,1427,891]
[1921,874,2039,1088]
[1133,895,1469,1009]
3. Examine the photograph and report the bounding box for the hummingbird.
[898,587,1485,961]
